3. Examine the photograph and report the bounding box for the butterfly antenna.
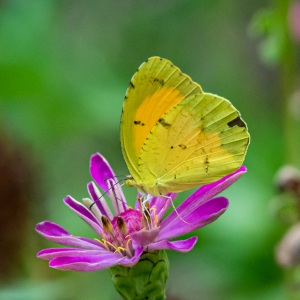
[89,177,126,210]
[104,175,128,181]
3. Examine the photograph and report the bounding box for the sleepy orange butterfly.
[121,57,249,197]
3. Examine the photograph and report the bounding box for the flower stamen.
[94,238,110,250]
[104,239,119,251]
[150,206,159,226]
[101,215,115,237]
[114,246,127,253]
[142,203,152,229]
[117,216,127,236]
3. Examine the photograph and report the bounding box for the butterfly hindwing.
[138,92,249,194]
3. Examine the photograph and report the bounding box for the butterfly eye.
[124,176,135,188]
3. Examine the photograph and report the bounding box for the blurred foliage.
[250,7,286,66]
[1,0,299,299]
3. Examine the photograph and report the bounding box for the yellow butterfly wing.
[121,56,250,196]
[120,57,203,182]
[138,92,249,195]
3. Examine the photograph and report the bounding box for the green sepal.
[110,250,169,300]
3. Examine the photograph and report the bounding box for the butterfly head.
[125,174,166,197]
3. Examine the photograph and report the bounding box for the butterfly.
[120,56,250,197]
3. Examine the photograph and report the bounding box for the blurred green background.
[1,0,300,299]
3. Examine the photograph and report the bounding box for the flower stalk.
[110,250,169,300]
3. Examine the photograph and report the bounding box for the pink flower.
[36,153,246,272]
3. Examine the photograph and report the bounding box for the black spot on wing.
[204,156,209,165]
[134,120,145,126]
[228,116,246,128]
[179,144,187,149]
[129,81,135,89]
[158,118,171,128]
[153,78,165,86]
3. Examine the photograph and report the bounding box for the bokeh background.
[1,0,300,299]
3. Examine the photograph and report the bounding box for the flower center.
[99,209,142,256]
[96,206,159,257]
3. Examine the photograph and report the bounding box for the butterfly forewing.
[121,56,203,181]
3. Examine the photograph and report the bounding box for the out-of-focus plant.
[0,129,34,282]
[250,1,300,163]
[274,165,300,296]
[251,0,300,297]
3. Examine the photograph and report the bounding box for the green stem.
[276,0,300,298]
[277,0,299,166]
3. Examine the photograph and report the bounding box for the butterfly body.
[121,57,249,196]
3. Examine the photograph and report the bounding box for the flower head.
[36,153,246,272]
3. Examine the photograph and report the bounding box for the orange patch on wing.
[132,87,184,157]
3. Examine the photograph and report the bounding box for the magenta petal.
[119,247,144,267]
[64,196,102,235]
[36,221,69,235]
[150,193,177,222]
[37,248,108,260]
[157,197,229,240]
[131,228,160,247]
[107,178,127,215]
[148,236,198,252]
[36,221,103,250]
[87,182,113,219]
[149,193,176,211]
[163,166,246,225]
[90,153,115,193]
[49,253,123,272]
[90,153,126,203]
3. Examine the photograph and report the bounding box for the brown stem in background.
[0,131,33,282]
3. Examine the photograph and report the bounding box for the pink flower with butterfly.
[36,152,246,272]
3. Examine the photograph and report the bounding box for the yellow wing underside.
[121,57,250,196]
[121,57,202,180]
